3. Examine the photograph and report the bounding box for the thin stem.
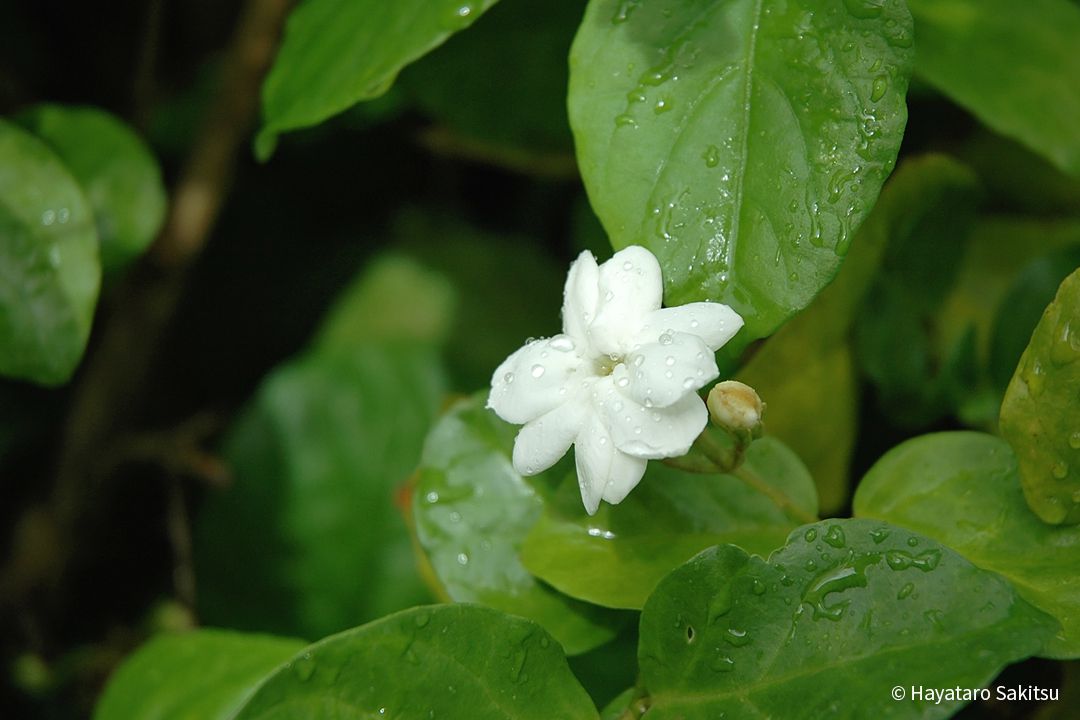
[696,431,817,526]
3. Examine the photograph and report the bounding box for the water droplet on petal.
[504,372,515,384]
[665,355,676,366]
[531,364,546,378]
[659,333,673,345]
[622,261,633,271]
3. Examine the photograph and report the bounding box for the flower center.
[594,354,623,376]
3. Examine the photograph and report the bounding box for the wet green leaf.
[854,432,1080,658]
[413,394,627,655]
[18,104,166,272]
[195,344,445,639]
[0,119,99,386]
[599,689,637,720]
[258,0,500,158]
[233,605,599,720]
[569,0,913,342]
[909,0,1080,176]
[638,519,1057,719]
[94,630,304,720]
[999,268,1080,524]
[520,437,818,610]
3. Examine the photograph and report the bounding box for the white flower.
[487,245,744,514]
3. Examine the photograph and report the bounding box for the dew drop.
[623,260,634,271]
[659,333,673,345]
[824,525,845,549]
[1070,432,1080,450]
[682,377,695,389]
[550,336,575,352]
[870,75,888,102]
[504,372,515,384]
[804,528,818,542]
[665,355,676,366]
[291,653,316,682]
[531,364,546,379]
[617,376,630,388]
[426,491,440,504]
[1053,461,1069,480]
[415,612,431,628]
[897,583,915,600]
[457,552,470,566]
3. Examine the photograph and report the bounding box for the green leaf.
[854,432,1080,658]
[93,629,304,720]
[412,394,626,655]
[569,0,913,341]
[566,625,639,710]
[908,0,1080,176]
[18,104,166,272]
[258,0,501,158]
[195,343,445,639]
[599,689,638,720]
[999,268,1080,524]
[638,520,1057,719]
[233,605,600,720]
[521,437,818,610]
[400,0,581,154]
[0,119,99,385]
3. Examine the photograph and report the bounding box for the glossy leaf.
[909,0,1080,176]
[18,104,166,272]
[233,605,599,720]
[521,437,818,610]
[412,394,626,655]
[569,0,913,341]
[0,119,99,385]
[258,0,500,158]
[854,432,1080,658]
[195,344,445,639]
[638,519,1057,719]
[94,630,304,720]
[736,155,964,509]
[999,269,1080,524]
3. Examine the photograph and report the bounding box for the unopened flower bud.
[707,380,765,439]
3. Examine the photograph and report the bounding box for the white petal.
[599,388,707,460]
[588,246,664,356]
[639,302,744,351]
[622,331,718,408]
[561,251,599,345]
[512,396,587,476]
[574,410,647,515]
[488,336,584,424]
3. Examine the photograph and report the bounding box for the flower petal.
[639,302,744,351]
[574,409,647,515]
[622,331,719,408]
[512,396,587,476]
[488,336,584,424]
[561,250,599,345]
[599,387,707,460]
[588,246,663,356]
